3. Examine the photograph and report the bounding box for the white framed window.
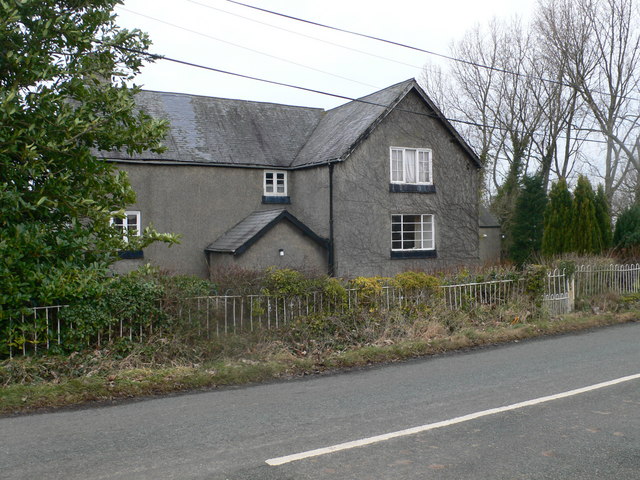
[111,211,141,242]
[390,147,432,184]
[264,171,287,196]
[391,214,435,251]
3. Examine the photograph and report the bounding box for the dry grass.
[2,299,639,416]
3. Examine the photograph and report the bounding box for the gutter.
[102,157,345,171]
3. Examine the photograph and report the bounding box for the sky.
[115,0,538,110]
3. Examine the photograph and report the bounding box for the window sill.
[389,184,436,194]
[390,249,437,259]
[118,250,144,260]
[262,195,291,204]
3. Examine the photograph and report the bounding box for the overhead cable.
[184,0,425,71]
[118,6,379,89]
[111,43,615,147]
[222,0,640,103]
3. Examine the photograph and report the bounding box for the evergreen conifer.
[613,204,640,248]
[509,174,547,265]
[594,184,612,252]
[571,176,600,254]
[541,177,573,256]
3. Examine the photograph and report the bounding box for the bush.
[350,276,394,295]
[55,267,215,353]
[523,264,547,309]
[209,265,266,295]
[262,268,310,296]
[59,269,165,350]
[394,271,441,295]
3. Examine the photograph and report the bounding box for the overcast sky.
[115,0,538,109]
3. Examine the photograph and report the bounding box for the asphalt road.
[2,322,640,479]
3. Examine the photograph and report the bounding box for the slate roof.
[294,79,481,168]
[101,92,323,168]
[101,79,481,169]
[292,79,414,167]
[205,209,327,256]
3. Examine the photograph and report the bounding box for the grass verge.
[1,310,638,416]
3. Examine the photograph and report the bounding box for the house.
[102,79,483,279]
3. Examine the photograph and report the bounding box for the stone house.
[101,79,483,279]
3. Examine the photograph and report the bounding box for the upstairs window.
[264,171,287,196]
[390,147,432,184]
[391,214,434,251]
[111,211,141,242]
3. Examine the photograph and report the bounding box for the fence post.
[568,273,575,313]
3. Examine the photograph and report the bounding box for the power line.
[222,0,640,104]
[184,0,426,72]
[111,43,616,148]
[117,6,379,89]
[222,0,559,83]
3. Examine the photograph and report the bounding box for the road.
[2,322,640,479]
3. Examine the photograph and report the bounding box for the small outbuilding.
[479,206,502,264]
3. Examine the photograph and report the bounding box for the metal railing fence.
[574,264,640,298]
[2,305,67,358]
[178,287,439,337]
[441,279,524,310]
[543,269,572,316]
[6,264,640,356]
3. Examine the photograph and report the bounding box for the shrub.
[55,267,216,353]
[159,273,214,318]
[209,264,266,295]
[523,264,547,309]
[262,268,310,296]
[394,271,441,295]
[351,276,395,295]
[350,276,396,309]
[59,269,165,350]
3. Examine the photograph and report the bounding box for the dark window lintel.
[390,249,437,259]
[389,184,436,194]
[118,250,144,260]
[262,195,291,204]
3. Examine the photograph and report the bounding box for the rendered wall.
[114,90,480,279]
[114,163,279,277]
[329,90,480,277]
[207,220,327,275]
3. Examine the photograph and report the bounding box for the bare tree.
[537,0,640,207]
[422,17,587,195]
[447,20,511,193]
[526,50,586,187]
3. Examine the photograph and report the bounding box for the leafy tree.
[613,204,640,248]
[594,184,612,252]
[571,175,599,254]
[0,0,176,314]
[541,177,573,256]
[509,174,547,266]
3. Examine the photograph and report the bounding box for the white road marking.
[266,372,640,466]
